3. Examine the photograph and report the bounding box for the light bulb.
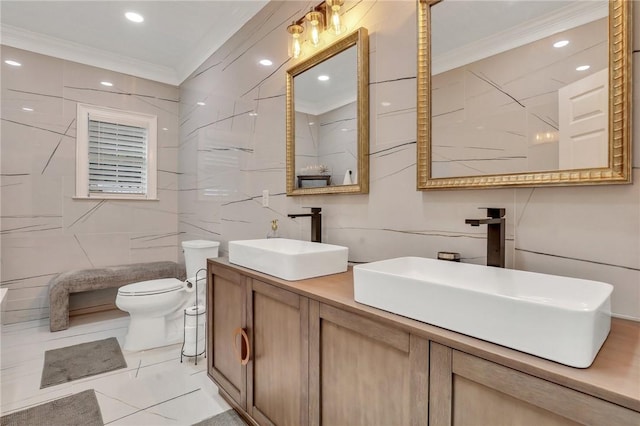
[331,8,342,35]
[292,35,302,58]
[311,25,320,46]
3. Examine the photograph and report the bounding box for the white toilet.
[116,240,219,351]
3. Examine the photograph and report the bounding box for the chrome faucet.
[465,207,505,268]
[288,207,322,243]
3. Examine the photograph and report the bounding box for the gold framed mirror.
[286,27,369,195]
[417,0,632,190]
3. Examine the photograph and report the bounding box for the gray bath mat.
[0,389,103,426]
[192,409,247,426]
[40,337,127,388]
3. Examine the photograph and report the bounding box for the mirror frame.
[417,0,632,190]
[286,27,369,196]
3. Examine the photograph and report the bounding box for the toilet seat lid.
[118,278,183,296]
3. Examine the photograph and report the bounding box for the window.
[76,104,157,200]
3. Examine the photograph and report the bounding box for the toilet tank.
[182,240,220,280]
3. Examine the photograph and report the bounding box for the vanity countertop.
[209,258,640,413]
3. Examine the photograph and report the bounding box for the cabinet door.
[247,279,309,426]
[429,343,640,426]
[207,264,247,409]
[309,302,429,426]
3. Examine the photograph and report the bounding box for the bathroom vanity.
[206,258,640,426]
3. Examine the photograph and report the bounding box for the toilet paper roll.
[184,306,206,327]
[184,325,206,344]
[185,315,199,328]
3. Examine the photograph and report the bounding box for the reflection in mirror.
[294,46,357,188]
[417,0,631,189]
[287,28,369,195]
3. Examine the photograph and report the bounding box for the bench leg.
[49,289,69,332]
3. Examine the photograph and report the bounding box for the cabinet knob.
[232,327,250,365]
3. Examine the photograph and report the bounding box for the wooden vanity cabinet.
[209,260,639,426]
[207,263,309,426]
[429,342,639,426]
[309,302,429,426]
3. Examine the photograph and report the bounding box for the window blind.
[88,119,148,194]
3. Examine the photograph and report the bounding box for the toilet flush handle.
[232,327,250,365]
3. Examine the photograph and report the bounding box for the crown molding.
[432,1,608,75]
[1,24,180,86]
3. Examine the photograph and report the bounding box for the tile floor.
[0,311,233,425]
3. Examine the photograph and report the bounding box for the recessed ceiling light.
[308,122,315,126]
[317,75,330,81]
[553,40,569,48]
[162,127,169,131]
[341,128,349,132]
[381,101,391,107]
[22,107,34,112]
[249,112,258,116]
[259,59,273,66]
[101,81,113,87]
[576,65,590,71]
[125,12,144,23]
[197,101,206,106]
[5,60,21,67]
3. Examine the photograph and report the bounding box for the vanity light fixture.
[101,81,113,87]
[576,65,591,71]
[4,60,21,67]
[286,0,347,58]
[553,40,569,48]
[125,11,144,23]
[317,75,330,81]
[306,11,324,47]
[326,0,345,35]
[287,23,304,59]
[259,59,273,66]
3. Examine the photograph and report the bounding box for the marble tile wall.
[0,46,180,324]
[317,101,358,184]
[178,0,639,321]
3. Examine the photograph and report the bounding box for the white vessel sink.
[228,238,348,281]
[353,257,613,368]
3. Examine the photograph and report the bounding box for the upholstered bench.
[48,261,186,332]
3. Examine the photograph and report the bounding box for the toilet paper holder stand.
[180,267,207,364]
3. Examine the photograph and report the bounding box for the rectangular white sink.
[229,238,348,281]
[353,257,613,368]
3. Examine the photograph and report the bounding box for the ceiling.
[0,1,269,86]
